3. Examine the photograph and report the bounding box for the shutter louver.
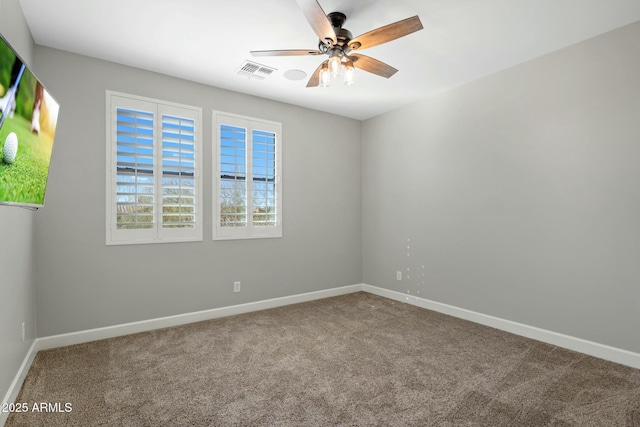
[219,124,247,227]
[252,130,277,227]
[162,114,196,229]
[115,108,155,230]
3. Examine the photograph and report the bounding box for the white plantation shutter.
[214,112,282,240]
[115,107,155,231]
[159,106,199,239]
[107,92,202,245]
[251,129,277,227]
[219,123,247,227]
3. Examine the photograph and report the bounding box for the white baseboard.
[37,284,363,351]
[4,281,640,424]
[362,283,640,370]
[1,340,38,427]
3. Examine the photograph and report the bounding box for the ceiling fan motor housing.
[319,12,354,54]
[328,11,347,28]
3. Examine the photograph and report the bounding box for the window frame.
[213,111,282,240]
[106,91,203,245]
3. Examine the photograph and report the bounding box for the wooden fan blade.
[307,60,328,87]
[348,54,398,78]
[251,49,322,57]
[296,0,337,46]
[348,16,423,50]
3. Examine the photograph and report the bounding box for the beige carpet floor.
[7,292,640,426]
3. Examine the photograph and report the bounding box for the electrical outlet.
[21,322,25,342]
[234,281,241,292]
[396,271,402,281]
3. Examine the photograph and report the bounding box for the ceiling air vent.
[237,61,276,80]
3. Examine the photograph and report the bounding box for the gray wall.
[363,21,640,353]
[0,0,36,401]
[33,47,362,337]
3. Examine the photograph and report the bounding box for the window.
[106,91,202,245]
[214,112,282,240]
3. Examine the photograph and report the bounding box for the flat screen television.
[0,32,59,208]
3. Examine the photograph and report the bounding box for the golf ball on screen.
[3,132,18,164]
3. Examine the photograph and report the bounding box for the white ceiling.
[18,0,640,120]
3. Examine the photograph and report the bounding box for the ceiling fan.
[250,0,423,87]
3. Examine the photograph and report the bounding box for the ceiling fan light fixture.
[319,63,331,87]
[344,60,355,86]
[328,50,342,77]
